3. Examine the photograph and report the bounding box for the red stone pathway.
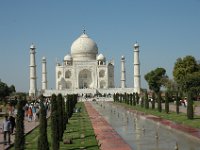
[84,102,132,150]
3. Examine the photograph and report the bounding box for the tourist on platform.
[27,106,33,121]
[2,116,12,145]
[32,104,37,121]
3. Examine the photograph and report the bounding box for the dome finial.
[83,26,86,34]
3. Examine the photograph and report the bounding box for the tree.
[151,92,155,109]
[0,81,16,100]
[157,92,162,112]
[144,91,149,109]
[57,93,64,141]
[165,92,169,114]
[38,95,49,150]
[133,93,136,106]
[175,91,179,114]
[173,55,200,94]
[144,68,168,93]
[187,91,194,119]
[14,99,25,150]
[51,94,59,150]
[135,93,139,105]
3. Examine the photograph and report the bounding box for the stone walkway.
[0,111,50,150]
[84,102,132,150]
[0,118,39,150]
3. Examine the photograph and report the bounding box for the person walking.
[2,116,12,145]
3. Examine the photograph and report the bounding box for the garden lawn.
[11,102,99,150]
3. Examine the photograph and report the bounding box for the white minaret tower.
[133,42,141,94]
[121,55,126,88]
[29,44,37,97]
[42,56,47,90]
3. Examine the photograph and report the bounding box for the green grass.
[115,102,200,128]
[11,102,99,150]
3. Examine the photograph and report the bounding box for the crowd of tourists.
[1,97,51,145]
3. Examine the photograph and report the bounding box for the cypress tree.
[175,92,179,114]
[51,94,59,150]
[57,93,64,141]
[157,92,162,112]
[140,97,144,108]
[14,99,25,150]
[65,97,69,124]
[133,93,136,106]
[63,97,67,131]
[129,93,133,105]
[136,93,139,105]
[187,91,194,119]
[165,92,169,114]
[38,98,49,150]
[144,91,149,109]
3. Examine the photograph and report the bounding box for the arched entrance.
[78,69,92,89]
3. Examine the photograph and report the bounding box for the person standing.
[27,106,33,122]
[2,116,12,145]
[32,104,36,121]
[9,116,16,134]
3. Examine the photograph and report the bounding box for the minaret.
[121,55,126,88]
[42,57,47,90]
[133,42,141,94]
[29,44,37,97]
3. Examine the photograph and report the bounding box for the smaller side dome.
[42,56,46,60]
[64,54,72,61]
[97,54,105,61]
[121,55,125,59]
[134,42,139,48]
[30,43,36,49]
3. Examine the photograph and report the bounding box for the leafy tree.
[14,99,25,150]
[165,92,169,113]
[173,55,200,94]
[157,92,162,112]
[175,91,179,114]
[187,91,194,119]
[9,85,16,93]
[0,81,9,99]
[38,98,49,150]
[144,91,149,109]
[144,68,168,93]
[0,81,16,100]
[151,92,155,109]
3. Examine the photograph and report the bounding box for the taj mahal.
[29,30,141,97]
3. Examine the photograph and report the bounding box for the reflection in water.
[92,102,200,150]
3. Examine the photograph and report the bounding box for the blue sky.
[0,0,200,92]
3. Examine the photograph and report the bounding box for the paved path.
[0,118,39,149]
[85,102,132,150]
[0,112,50,150]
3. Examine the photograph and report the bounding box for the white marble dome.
[64,54,72,61]
[71,33,98,61]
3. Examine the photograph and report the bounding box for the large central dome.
[71,33,98,61]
